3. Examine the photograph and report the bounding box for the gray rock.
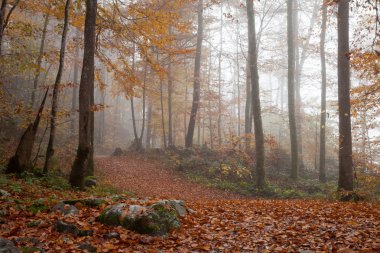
[0,237,19,253]
[97,200,187,235]
[51,202,79,216]
[103,232,120,240]
[0,190,10,197]
[156,200,188,217]
[63,198,106,207]
[96,203,125,226]
[84,178,97,188]
[78,242,97,253]
[54,220,93,237]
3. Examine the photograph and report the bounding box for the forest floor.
[0,154,379,252]
[95,154,242,200]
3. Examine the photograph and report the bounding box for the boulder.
[97,200,187,235]
[84,178,97,188]
[51,202,79,216]
[0,237,19,253]
[0,190,10,197]
[54,220,93,237]
[62,198,106,207]
[78,242,97,253]
[103,232,120,240]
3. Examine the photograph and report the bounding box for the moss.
[20,246,44,253]
[63,198,106,207]
[26,199,49,214]
[96,205,123,226]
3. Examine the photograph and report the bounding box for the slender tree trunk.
[43,0,70,174]
[247,0,265,189]
[145,101,152,149]
[31,14,49,108]
[337,0,353,191]
[97,67,106,145]
[236,19,241,149]
[207,53,213,149]
[185,0,203,148]
[160,75,167,149]
[0,0,20,56]
[71,31,80,135]
[245,57,252,151]
[167,53,173,147]
[70,0,97,189]
[217,2,223,147]
[184,82,187,144]
[287,0,298,180]
[139,62,147,147]
[293,0,305,170]
[319,0,327,182]
[0,0,7,56]
[130,45,139,148]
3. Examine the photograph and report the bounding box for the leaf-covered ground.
[95,155,242,200]
[0,155,379,252]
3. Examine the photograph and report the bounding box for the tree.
[246,0,265,189]
[70,0,97,189]
[185,0,203,148]
[287,0,298,180]
[43,0,70,174]
[337,0,353,191]
[31,13,49,108]
[6,88,49,174]
[0,0,20,56]
[319,0,327,183]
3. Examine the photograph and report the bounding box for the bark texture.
[185,0,203,148]
[337,0,353,191]
[43,0,70,174]
[287,0,298,180]
[319,0,327,182]
[246,0,265,189]
[70,0,97,189]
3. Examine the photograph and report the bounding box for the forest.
[0,0,379,252]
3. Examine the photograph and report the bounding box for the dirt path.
[95,154,242,200]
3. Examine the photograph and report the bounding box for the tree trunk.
[70,0,97,189]
[139,62,147,148]
[6,88,49,174]
[207,53,213,149]
[0,0,20,56]
[167,53,173,147]
[319,0,327,182]
[247,0,265,189]
[43,0,70,174]
[245,57,252,151]
[31,14,49,108]
[0,0,7,56]
[160,75,167,149]
[236,18,241,149]
[145,101,152,149]
[71,31,80,135]
[337,0,353,191]
[287,0,298,180]
[185,0,203,148]
[217,2,223,147]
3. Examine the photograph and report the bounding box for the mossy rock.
[96,203,125,226]
[63,198,106,207]
[97,200,186,235]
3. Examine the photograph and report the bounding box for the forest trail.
[95,154,242,200]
